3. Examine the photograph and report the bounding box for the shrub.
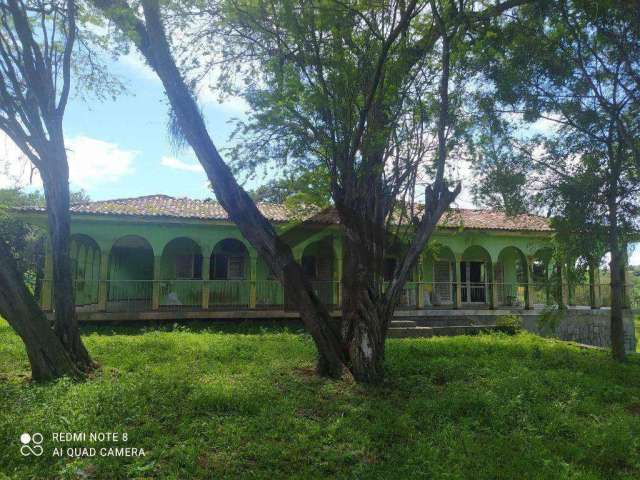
[495,314,523,334]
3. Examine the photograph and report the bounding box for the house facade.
[19,194,634,320]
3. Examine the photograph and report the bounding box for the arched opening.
[159,237,203,309]
[531,247,554,306]
[107,235,154,312]
[210,238,250,307]
[424,243,456,306]
[496,246,528,307]
[461,245,492,304]
[300,237,335,306]
[70,234,101,307]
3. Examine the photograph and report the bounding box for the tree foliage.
[470,0,640,360]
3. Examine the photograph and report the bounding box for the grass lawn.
[1,321,640,479]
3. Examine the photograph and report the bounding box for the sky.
[0,51,638,265]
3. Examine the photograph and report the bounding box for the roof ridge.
[74,194,175,205]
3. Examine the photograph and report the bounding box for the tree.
[0,189,46,284]
[470,123,538,215]
[0,238,83,380]
[0,0,96,372]
[95,0,529,383]
[0,188,89,296]
[248,166,332,217]
[471,0,640,360]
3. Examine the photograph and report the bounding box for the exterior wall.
[28,212,559,312]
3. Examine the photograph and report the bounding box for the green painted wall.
[31,212,553,308]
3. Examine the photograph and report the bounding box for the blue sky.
[0,52,637,265]
[62,53,244,201]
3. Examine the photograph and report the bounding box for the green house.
[18,194,634,320]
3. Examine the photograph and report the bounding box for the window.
[228,256,245,279]
[213,254,228,279]
[176,254,203,279]
[213,254,245,279]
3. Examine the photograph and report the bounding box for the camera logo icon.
[20,433,43,457]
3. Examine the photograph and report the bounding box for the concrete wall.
[522,309,637,353]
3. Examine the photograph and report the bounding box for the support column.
[455,255,462,309]
[490,262,499,310]
[249,255,257,309]
[152,256,161,310]
[40,243,54,311]
[97,251,109,312]
[201,252,210,310]
[525,256,533,310]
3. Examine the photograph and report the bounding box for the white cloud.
[119,51,160,84]
[197,87,249,115]
[67,136,136,188]
[0,132,136,190]
[446,158,476,209]
[0,135,34,188]
[160,156,205,173]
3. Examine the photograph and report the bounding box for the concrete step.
[387,325,500,338]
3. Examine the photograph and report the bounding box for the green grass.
[1,321,640,479]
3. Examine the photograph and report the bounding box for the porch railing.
[37,280,638,314]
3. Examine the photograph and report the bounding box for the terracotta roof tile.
[19,195,552,232]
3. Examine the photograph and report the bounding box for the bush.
[495,314,523,334]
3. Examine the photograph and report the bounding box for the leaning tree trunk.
[0,239,82,381]
[93,0,346,377]
[40,148,93,371]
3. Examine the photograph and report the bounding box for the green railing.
[72,279,100,307]
[159,280,202,310]
[37,279,638,313]
[208,280,250,308]
[106,280,153,312]
[494,283,527,307]
[256,280,284,308]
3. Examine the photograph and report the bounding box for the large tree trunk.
[607,185,626,362]
[339,228,389,384]
[40,148,93,372]
[0,239,82,381]
[341,286,388,383]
